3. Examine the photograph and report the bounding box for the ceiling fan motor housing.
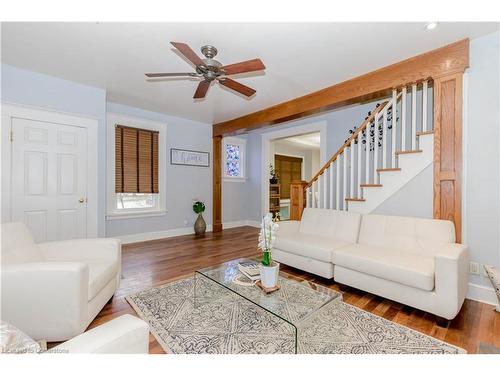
[197,46,224,81]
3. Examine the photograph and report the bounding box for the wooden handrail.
[307,100,391,188]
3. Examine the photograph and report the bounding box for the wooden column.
[290,181,308,221]
[433,73,463,242]
[212,136,223,232]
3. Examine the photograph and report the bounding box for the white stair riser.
[349,134,433,213]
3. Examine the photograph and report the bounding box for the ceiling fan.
[145,42,265,99]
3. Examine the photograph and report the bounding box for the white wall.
[464,31,500,290]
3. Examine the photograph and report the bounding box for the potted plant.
[269,164,279,184]
[258,213,280,288]
[192,200,206,235]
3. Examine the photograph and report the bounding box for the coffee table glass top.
[195,258,341,327]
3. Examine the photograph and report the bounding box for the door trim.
[260,121,327,216]
[1,102,99,238]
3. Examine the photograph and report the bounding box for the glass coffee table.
[194,258,341,353]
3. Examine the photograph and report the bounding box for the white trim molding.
[1,102,99,238]
[106,112,167,220]
[114,220,260,244]
[466,282,498,307]
[261,121,327,215]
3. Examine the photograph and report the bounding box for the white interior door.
[11,118,88,242]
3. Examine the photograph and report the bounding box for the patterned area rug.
[126,276,465,354]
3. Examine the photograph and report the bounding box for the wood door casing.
[274,154,302,199]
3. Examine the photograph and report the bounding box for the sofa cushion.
[274,232,351,263]
[299,208,361,243]
[358,214,455,257]
[87,259,118,301]
[333,244,435,291]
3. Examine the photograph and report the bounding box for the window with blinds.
[115,125,159,194]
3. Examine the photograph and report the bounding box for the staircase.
[302,80,433,214]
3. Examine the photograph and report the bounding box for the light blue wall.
[465,31,500,286]
[105,103,212,237]
[1,64,108,236]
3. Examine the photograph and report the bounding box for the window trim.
[223,136,247,182]
[106,113,167,219]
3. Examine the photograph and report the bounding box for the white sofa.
[1,222,121,342]
[273,208,469,321]
[2,314,149,354]
[51,314,149,354]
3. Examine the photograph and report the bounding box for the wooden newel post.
[290,181,308,221]
[213,135,223,232]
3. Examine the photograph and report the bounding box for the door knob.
[79,198,85,203]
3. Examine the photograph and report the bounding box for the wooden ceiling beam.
[213,39,469,137]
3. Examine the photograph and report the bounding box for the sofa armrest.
[434,243,470,319]
[1,262,89,341]
[39,238,121,262]
[51,314,149,354]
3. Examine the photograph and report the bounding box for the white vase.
[260,262,280,288]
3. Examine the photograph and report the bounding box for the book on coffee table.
[238,261,261,281]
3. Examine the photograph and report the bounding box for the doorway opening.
[268,132,321,220]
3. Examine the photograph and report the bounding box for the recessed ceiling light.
[425,22,438,30]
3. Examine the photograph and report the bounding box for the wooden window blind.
[274,154,302,199]
[115,125,159,194]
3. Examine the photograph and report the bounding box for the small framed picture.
[170,148,210,167]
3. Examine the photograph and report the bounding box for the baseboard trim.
[466,282,498,307]
[116,220,260,244]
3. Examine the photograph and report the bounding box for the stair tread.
[345,198,366,202]
[360,184,383,188]
[377,168,401,172]
[395,149,423,155]
[416,130,434,136]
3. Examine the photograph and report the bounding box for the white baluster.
[382,110,388,169]
[391,89,397,167]
[342,151,347,210]
[422,81,428,132]
[357,133,362,197]
[411,83,417,149]
[306,186,311,208]
[365,123,370,184]
[317,175,322,209]
[323,170,327,209]
[401,87,407,151]
[350,140,354,198]
[336,162,340,210]
[329,164,334,209]
[374,116,379,184]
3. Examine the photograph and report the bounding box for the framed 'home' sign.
[170,148,210,167]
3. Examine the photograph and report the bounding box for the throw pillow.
[0,321,41,354]
[484,265,500,312]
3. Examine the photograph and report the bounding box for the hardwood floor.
[90,226,499,354]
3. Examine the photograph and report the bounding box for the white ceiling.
[274,132,321,150]
[2,22,498,124]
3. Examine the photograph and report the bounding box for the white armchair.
[1,222,121,342]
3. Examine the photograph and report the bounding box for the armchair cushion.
[333,244,435,291]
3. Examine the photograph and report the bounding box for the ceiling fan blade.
[218,78,256,97]
[145,72,198,78]
[193,80,211,99]
[171,42,205,67]
[221,58,265,75]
